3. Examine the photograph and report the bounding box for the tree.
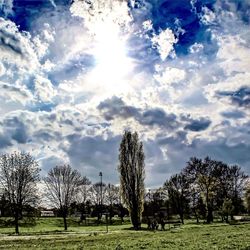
[118,131,145,230]
[76,177,91,220]
[189,184,206,223]
[245,183,250,214]
[89,182,107,223]
[227,165,248,215]
[43,165,83,230]
[0,152,40,234]
[184,157,221,223]
[105,183,120,223]
[221,198,233,222]
[164,173,189,224]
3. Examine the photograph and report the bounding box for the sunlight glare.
[89,20,133,93]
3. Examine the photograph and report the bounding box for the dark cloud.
[0,133,12,149]
[155,135,250,180]
[157,130,187,147]
[3,116,29,144]
[33,129,61,143]
[140,108,178,128]
[221,110,246,119]
[97,96,140,121]
[217,87,250,107]
[64,134,121,183]
[0,28,22,55]
[184,117,211,131]
[98,97,178,129]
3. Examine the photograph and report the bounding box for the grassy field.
[0,218,250,249]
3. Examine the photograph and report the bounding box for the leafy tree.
[0,152,40,234]
[118,131,145,230]
[184,157,221,223]
[244,182,250,214]
[164,173,189,224]
[227,165,248,215]
[189,184,206,223]
[43,165,83,230]
[222,198,234,222]
[184,157,248,223]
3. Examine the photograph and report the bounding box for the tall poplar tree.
[118,131,145,230]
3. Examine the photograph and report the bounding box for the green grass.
[0,218,250,249]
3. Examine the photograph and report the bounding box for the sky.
[0,0,249,188]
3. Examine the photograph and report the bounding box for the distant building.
[41,210,55,217]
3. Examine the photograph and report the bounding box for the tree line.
[145,157,249,229]
[0,131,249,234]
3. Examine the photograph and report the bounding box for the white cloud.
[189,43,204,54]
[154,66,186,85]
[0,0,13,16]
[34,76,56,103]
[151,28,177,61]
[70,0,132,33]
[0,81,33,115]
[0,61,5,76]
[142,20,153,31]
[216,34,250,75]
[0,18,40,70]
[200,6,216,25]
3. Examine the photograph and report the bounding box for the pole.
[106,213,109,233]
[99,172,103,223]
[99,172,103,207]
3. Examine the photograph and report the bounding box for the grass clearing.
[0,218,249,249]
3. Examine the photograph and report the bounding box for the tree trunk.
[130,209,141,230]
[180,213,184,224]
[179,203,184,224]
[14,209,19,234]
[207,206,213,223]
[194,209,199,223]
[63,215,67,231]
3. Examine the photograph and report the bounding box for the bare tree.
[43,165,83,230]
[105,184,120,223]
[105,183,119,206]
[0,152,40,234]
[118,131,145,230]
[89,182,107,223]
[89,182,107,206]
[76,177,92,219]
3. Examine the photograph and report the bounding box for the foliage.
[183,157,247,223]
[164,173,189,224]
[245,183,250,214]
[118,131,145,230]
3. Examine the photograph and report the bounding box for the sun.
[88,20,133,94]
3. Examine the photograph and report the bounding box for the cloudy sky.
[0,0,249,187]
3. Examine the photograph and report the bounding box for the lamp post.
[99,172,103,207]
